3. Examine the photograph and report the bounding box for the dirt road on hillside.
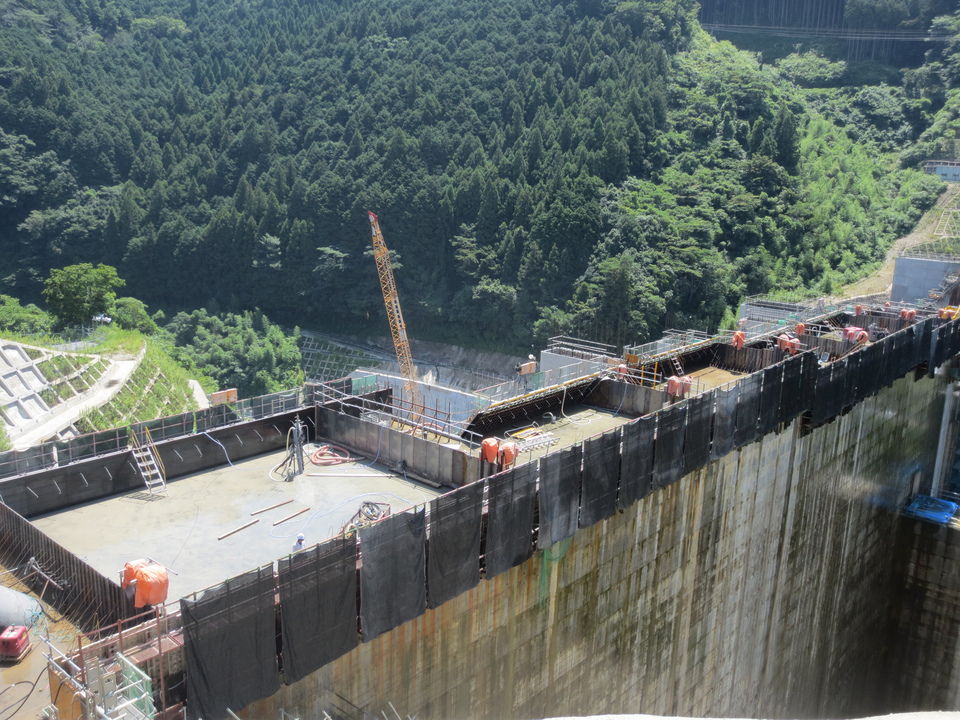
[839,184,960,298]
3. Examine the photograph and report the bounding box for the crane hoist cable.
[368,211,424,424]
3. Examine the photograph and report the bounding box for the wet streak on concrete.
[246,372,944,720]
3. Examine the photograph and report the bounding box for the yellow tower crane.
[368,211,424,422]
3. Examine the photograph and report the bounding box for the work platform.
[31,446,441,601]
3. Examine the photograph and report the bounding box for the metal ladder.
[131,427,167,496]
[669,356,684,377]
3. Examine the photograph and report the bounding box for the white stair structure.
[131,428,167,496]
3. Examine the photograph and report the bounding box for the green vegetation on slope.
[74,336,198,434]
[0,0,953,351]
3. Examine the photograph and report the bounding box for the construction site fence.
[476,359,607,406]
[0,387,314,482]
[0,500,126,631]
[65,315,960,718]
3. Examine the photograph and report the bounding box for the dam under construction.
[4,293,960,719]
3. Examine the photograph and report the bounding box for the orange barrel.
[732,331,745,349]
[795,322,805,336]
[617,363,628,378]
[856,330,869,343]
[900,308,908,319]
[667,375,682,397]
[789,337,801,354]
[680,376,693,396]
[907,309,917,321]
[855,304,864,316]
[500,441,519,468]
[940,308,946,319]
[778,333,790,350]
[481,438,500,464]
[884,301,892,308]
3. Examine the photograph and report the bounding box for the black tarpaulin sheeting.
[734,373,761,447]
[580,430,620,528]
[278,535,358,684]
[359,508,426,641]
[829,359,849,418]
[778,357,803,425]
[757,365,783,437]
[951,320,960,360]
[934,323,950,369]
[427,481,483,608]
[538,444,582,549]
[182,565,279,720]
[619,416,654,508]
[798,352,818,415]
[485,463,536,578]
[811,364,831,425]
[841,351,861,410]
[683,392,713,474]
[890,331,907,379]
[654,404,685,488]
[856,343,879,401]
[710,384,739,460]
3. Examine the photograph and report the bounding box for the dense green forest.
[0,0,958,352]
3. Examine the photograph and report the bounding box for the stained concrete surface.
[496,405,636,465]
[30,446,441,601]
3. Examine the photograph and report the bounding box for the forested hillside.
[0,0,954,351]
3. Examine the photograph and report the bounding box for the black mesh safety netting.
[929,321,944,372]
[841,351,861,411]
[855,343,880,401]
[427,481,483,609]
[934,322,951,370]
[734,373,761,447]
[181,565,279,720]
[618,416,655,508]
[757,365,783,437]
[944,320,960,362]
[683,391,714,474]
[918,318,933,368]
[538,444,582,549]
[778,356,803,426]
[580,430,620,528]
[654,404,686,489]
[826,358,847,419]
[278,535,358,684]
[906,323,922,373]
[889,330,908,380]
[798,352,818,415]
[358,508,426,642]
[485,463,536,578]
[811,365,834,425]
[710,384,739,461]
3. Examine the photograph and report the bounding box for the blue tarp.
[903,495,959,524]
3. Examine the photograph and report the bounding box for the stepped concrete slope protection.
[9,279,960,718]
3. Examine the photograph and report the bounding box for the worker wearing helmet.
[292,533,306,553]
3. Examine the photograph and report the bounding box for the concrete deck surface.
[497,404,637,465]
[30,447,441,601]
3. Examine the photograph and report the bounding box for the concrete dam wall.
[251,370,944,720]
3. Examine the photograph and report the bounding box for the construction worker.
[292,533,306,553]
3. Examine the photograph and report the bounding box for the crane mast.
[368,211,424,422]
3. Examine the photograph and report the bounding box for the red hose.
[310,444,354,466]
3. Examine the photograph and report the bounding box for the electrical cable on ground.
[0,666,46,720]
